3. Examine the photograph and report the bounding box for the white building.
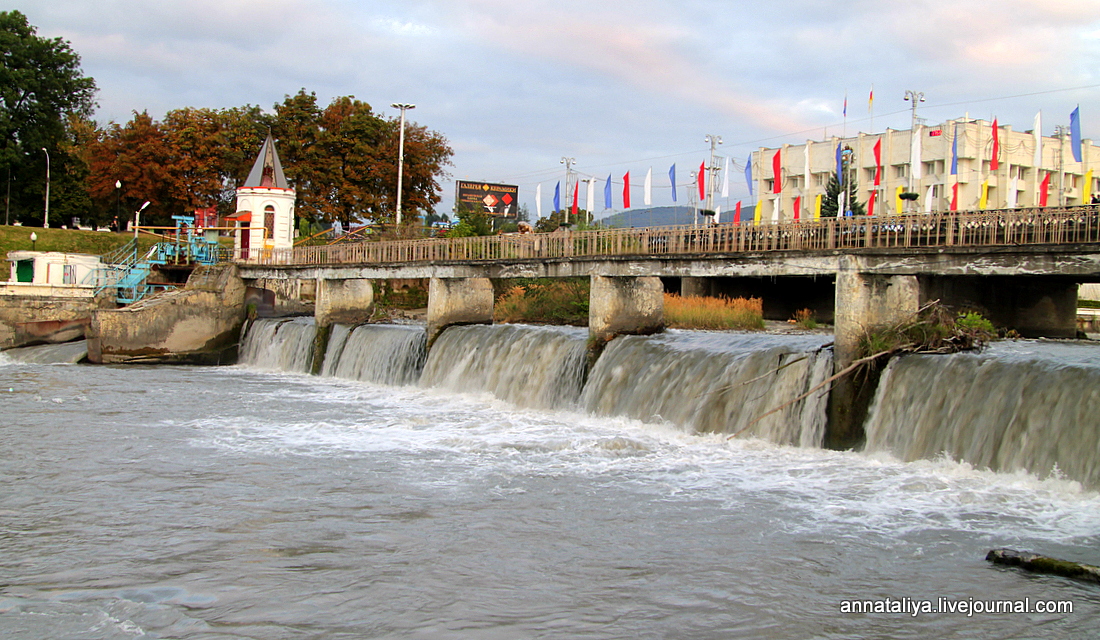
[231,134,296,258]
[750,116,1100,222]
[7,251,103,286]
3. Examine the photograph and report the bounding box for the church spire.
[243,133,289,189]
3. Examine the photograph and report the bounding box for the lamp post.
[41,148,49,228]
[30,231,37,251]
[903,90,925,195]
[704,134,723,213]
[115,180,122,230]
[391,103,415,230]
[560,157,575,227]
[134,201,150,240]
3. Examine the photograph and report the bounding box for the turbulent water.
[3,322,1100,638]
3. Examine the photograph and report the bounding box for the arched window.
[264,205,276,242]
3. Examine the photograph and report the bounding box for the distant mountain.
[598,206,703,228]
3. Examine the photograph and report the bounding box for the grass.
[0,225,164,281]
[792,308,819,330]
[664,294,765,330]
[494,278,590,325]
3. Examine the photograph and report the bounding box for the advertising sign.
[456,181,519,217]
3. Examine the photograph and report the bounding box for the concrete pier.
[588,275,665,345]
[426,277,494,347]
[315,278,374,327]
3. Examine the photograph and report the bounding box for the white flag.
[1033,111,1043,168]
[586,178,595,216]
[722,157,730,198]
[925,184,934,213]
[714,205,721,224]
[535,183,542,219]
[1008,176,1019,208]
[644,168,652,206]
[911,125,923,180]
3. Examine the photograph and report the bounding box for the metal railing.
[236,206,1100,267]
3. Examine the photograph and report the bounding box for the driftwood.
[986,548,1100,584]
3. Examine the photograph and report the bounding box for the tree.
[820,153,865,218]
[0,10,96,226]
[86,111,177,227]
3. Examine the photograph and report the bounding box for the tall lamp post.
[41,147,50,228]
[133,200,150,240]
[115,180,122,230]
[391,103,415,230]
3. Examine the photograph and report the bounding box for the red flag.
[868,191,876,217]
[698,161,706,201]
[793,196,801,220]
[1039,172,1051,206]
[571,182,578,217]
[735,201,742,224]
[873,139,882,186]
[772,150,782,194]
[623,172,631,209]
[951,182,959,211]
[991,118,1000,171]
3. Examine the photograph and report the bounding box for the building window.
[63,264,75,285]
[264,205,275,242]
[894,164,909,180]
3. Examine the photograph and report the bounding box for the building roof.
[242,134,290,190]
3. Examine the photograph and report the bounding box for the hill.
[598,206,701,228]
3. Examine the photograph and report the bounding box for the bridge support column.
[588,276,664,360]
[427,277,494,347]
[681,277,714,298]
[827,271,919,449]
[315,278,374,328]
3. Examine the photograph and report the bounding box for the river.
[1,323,1098,638]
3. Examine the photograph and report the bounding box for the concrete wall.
[88,264,247,365]
[315,278,375,327]
[589,276,665,345]
[0,287,116,349]
[426,277,494,346]
[921,276,1079,338]
[834,272,920,368]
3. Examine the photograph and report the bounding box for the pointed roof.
[243,134,290,189]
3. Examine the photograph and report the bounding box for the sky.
[29,0,1100,219]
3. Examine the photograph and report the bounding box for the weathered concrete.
[88,264,247,365]
[680,276,713,298]
[426,277,494,347]
[589,275,665,346]
[315,278,375,327]
[0,286,116,349]
[921,276,1079,338]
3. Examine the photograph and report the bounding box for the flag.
[754,200,762,225]
[835,142,843,182]
[571,182,578,217]
[721,157,730,198]
[895,186,904,215]
[644,167,653,206]
[979,180,988,209]
[1008,176,1019,208]
[951,182,959,211]
[698,160,706,201]
[535,183,542,218]
[814,194,822,220]
[604,174,612,210]
[772,196,781,223]
[793,195,801,221]
[714,206,721,224]
[868,85,874,112]
[1071,106,1083,163]
[873,139,882,186]
[669,164,678,202]
[868,189,876,217]
[1085,169,1094,203]
[1039,172,1051,206]
[623,172,631,209]
[553,181,560,212]
[925,185,934,213]
[1033,111,1043,168]
[951,125,958,175]
[744,155,753,197]
[991,118,1000,171]
[843,92,847,118]
[586,178,595,216]
[772,149,782,194]
[735,200,741,224]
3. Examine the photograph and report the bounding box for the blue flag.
[604,174,612,209]
[745,154,755,197]
[1071,106,1082,163]
[669,164,677,202]
[553,181,560,212]
[834,144,842,183]
[950,126,958,175]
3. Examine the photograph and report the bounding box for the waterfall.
[322,324,426,386]
[421,324,588,409]
[864,341,1100,488]
[238,317,317,373]
[581,332,833,445]
[1,340,88,364]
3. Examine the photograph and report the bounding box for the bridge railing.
[237,205,1100,267]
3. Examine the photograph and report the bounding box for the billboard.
[456,181,519,217]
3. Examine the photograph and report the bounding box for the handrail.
[234,205,1100,267]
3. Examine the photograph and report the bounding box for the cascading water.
[864,340,1100,488]
[581,331,833,445]
[237,317,317,373]
[421,324,588,409]
[321,323,426,385]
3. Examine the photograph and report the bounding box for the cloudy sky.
[30,0,1100,217]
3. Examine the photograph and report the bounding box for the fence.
[238,206,1100,267]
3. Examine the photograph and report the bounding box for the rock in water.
[986,548,1100,583]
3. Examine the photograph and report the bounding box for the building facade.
[232,134,296,258]
[750,117,1100,222]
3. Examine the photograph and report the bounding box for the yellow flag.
[754,200,763,225]
[1085,169,1094,203]
[979,180,989,209]
[895,186,904,215]
[814,194,822,220]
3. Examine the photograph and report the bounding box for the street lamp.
[391,103,415,229]
[115,180,122,230]
[133,200,150,240]
[41,148,49,228]
[30,231,37,251]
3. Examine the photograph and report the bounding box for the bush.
[792,308,819,330]
[664,294,764,330]
[494,278,590,325]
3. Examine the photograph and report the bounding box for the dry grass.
[664,294,764,330]
[494,279,590,325]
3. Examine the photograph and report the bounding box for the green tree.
[0,10,96,226]
[820,152,865,218]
